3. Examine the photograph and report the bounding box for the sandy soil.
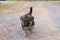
[0,2,60,40]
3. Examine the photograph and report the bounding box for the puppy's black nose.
[22,22,30,27]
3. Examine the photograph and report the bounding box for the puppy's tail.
[29,7,33,15]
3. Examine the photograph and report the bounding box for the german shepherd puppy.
[20,7,35,37]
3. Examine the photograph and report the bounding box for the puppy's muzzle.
[22,21,30,27]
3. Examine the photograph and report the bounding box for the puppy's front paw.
[24,32,28,38]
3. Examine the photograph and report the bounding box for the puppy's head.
[20,15,34,26]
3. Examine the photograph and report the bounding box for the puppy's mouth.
[22,21,30,27]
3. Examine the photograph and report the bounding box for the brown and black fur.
[20,7,35,37]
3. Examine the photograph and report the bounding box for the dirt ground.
[0,1,60,40]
